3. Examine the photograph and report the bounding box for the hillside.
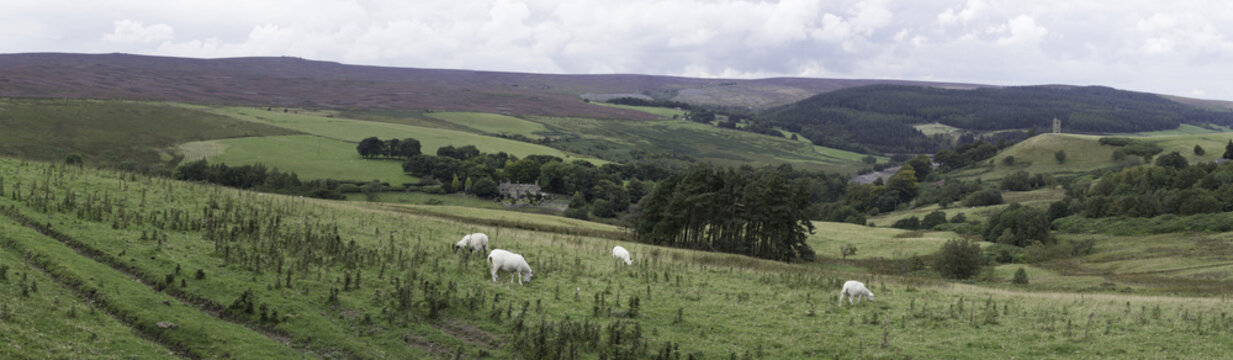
[0,53,983,116]
[954,132,1233,180]
[5,157,1233,358]
[758,85,1233,154]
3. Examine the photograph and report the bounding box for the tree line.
[605,97,693,110]
[632,165,817,262]
[174,160,345,199]
[357,137,422,158]
[755,84,1233,153]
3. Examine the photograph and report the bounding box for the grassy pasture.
[425,112,549,140]
[0,98,294,169]
[1123,124,1221,137]
[959,132,1233,180]
[955,134,1122,180]
[5,157,1233,358]
[534,116,873,173]
[342,192,508,209]
[0,223,177,359]
[809,221,970,259]
[201,134,418,184]
[590,103,688,119]
[197,106,601,163]
[867,188,1064,228]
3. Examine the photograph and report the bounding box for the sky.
[4,0,1232,100]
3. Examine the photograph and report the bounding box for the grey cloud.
[3,0,1232,100]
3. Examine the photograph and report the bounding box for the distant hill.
[758,85,1233,154]
[952,132,1233,180]
[0,53,982,117]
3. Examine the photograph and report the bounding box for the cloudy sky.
[4,0,1232,100]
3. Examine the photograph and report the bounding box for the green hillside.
[954,132,1233,180]
[5,157,1233,358]
[193,135,418,184]
[758,84,1233,154]
[196,106,599,163]
[0,98,295,171]
[533,116,874,173]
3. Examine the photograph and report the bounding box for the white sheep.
[487,249,533,285]
[612,246,632,266]
[454,233,489,255]
[838,280,874,306]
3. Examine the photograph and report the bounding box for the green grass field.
[196,106,602,163]
[425,112,549,140]
[0,98,294,170]
[956,132,1233,180]
[0,223,178,359]
[200,134,418,184]
[590,103,689,119]
[534,116,874,173]
[343,191,508,209]
[808,221,973,259]
[1123,124,1221,137]
[6,156,1233,358]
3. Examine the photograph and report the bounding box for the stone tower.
[1052,117,1061,134]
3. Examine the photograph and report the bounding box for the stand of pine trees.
[633,165,816,262]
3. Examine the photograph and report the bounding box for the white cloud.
[104,19,174,43]
[937,0,986,26]
[996,15,1047,46]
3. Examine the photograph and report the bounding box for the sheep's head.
[524,271,534,282]
[867,292,875,300]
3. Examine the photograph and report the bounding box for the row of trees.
[174,160,344,199]
[633,166,817,262]
[357,137,422,159]
[606,97,693,110]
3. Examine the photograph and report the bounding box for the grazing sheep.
[487,249,533,285]
[612,246,632,266]
[454,233,489,255]
[838,280,874,306]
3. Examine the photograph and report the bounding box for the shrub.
[962,189,1004,207]
[921,211,948,229]
[1000,156,1016,166]
[1098,137,1132,146]
[984,243,1022,264]
[1012,268,1029,285]
[983,203,1052,247]
[892,216,921,230]
[935,239,985,280]
[1154,151,1189,169]
[840,244,858,259]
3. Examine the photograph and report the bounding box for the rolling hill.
[0,53,984,115]
[954,132,1233,180]
[756,85,1233,154]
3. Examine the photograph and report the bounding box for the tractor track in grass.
[0,206,317,358]
[0,218,197,359]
